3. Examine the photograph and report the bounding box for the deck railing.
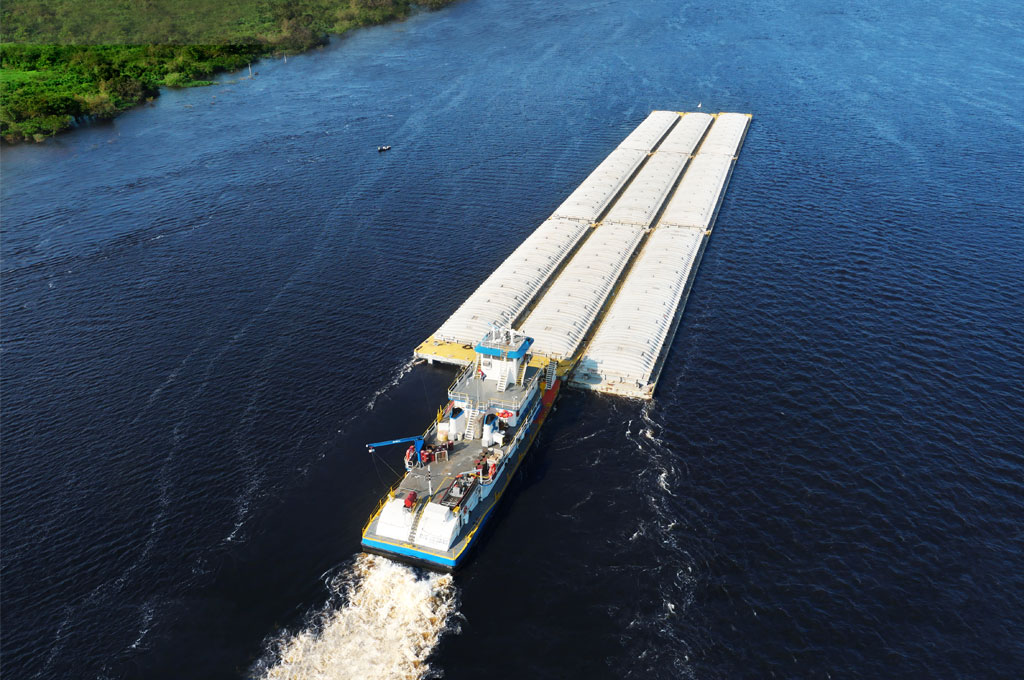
[362,477,403,536]
[447,365,541,410]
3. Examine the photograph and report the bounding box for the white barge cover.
[572,226,704,396]
[696,112,750,157]
[550,147,647,223]
[421,110,750,390]
[570,112,751,398]
[657,112,714,156]
[551,110,679,223]
[658,153,736,229]
[601,152,689,227]
[519,221,646,360]
[433,112,681,346]
[616,110,679,151]
[434,217,590,344]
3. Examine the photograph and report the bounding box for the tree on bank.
[0,0,455,142]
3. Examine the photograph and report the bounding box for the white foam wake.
[366,358,418,412]
[256,554,459,680]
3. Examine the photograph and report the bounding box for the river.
[2,0,1023,677]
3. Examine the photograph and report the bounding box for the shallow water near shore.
[2,0,1023,677]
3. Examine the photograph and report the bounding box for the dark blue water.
[3,0,1023,677]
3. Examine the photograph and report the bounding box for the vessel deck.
[362,376,557,569]
[449,364,541,410]
[390,436,496,499]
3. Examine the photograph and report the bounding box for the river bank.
[0,0,455,143]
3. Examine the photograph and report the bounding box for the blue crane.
[366,436,425,467]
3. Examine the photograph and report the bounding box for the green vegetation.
[1,0,454,143]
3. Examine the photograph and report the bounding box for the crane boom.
[366,436,425,466]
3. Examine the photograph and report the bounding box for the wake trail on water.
[366,358,418,412]
[618,400,698,678]
[256,554,459,680]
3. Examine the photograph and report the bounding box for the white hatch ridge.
[695,112,750,157]
[434,217,590,344]
[571,227,704,397]
[601,152,690,227]
[657,112,714,156]
[569,112,751,399]
[520,221,646,360]
[616,110,680,151]
[551,110,678,223]
[549,147,647,223]
[658,154,735,229]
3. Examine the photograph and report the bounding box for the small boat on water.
[377,145,392,152]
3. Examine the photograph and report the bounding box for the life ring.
[497,410,513,419]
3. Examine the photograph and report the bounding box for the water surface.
[2,0,1023,677]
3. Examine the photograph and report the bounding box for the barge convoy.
[362,110,751,570]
